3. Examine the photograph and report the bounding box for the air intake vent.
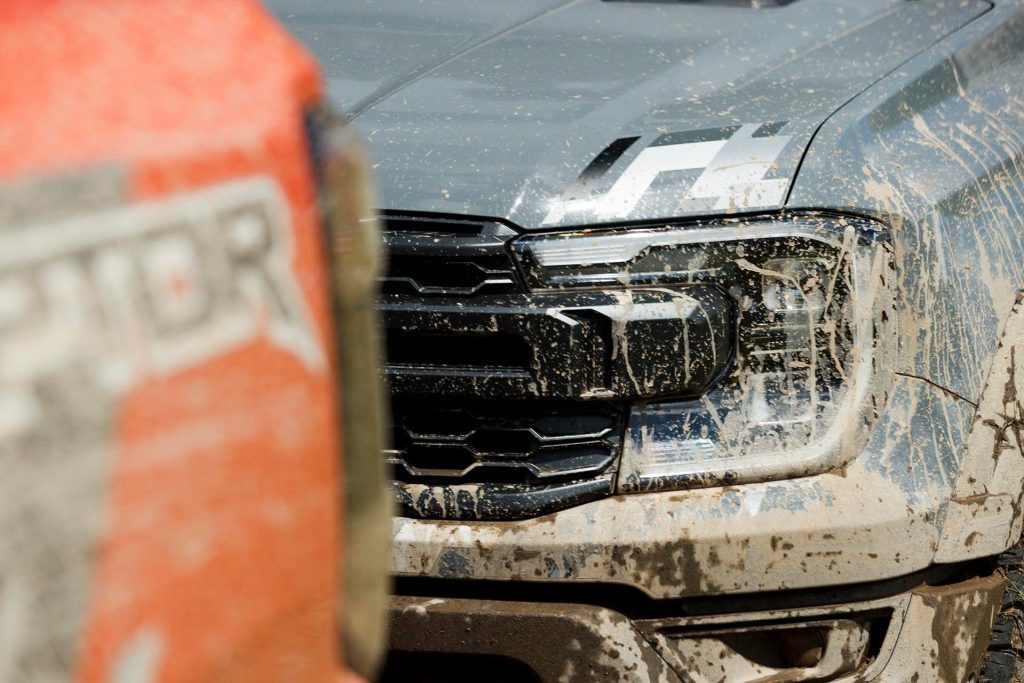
[390,401,621,482]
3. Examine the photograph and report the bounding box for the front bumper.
[391,376,995,598]
[387,572,1004,682]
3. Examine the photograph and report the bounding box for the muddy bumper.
[389,375,1017,597]
[387,572,1003,682]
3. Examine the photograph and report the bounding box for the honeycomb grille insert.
[389,402,622,485]
[387,401,623,520]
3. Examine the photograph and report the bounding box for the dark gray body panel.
[279,2,1024,675]
[276,0,987,229]
[277,1,576,113]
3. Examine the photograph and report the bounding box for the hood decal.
[542,122,793,226]
[300,0,989,227]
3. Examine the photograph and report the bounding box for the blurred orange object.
[0,1,385,681]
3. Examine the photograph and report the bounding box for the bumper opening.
[637,613,886,681]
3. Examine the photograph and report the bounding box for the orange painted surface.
[0,1,345,681]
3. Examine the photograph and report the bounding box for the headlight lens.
[513,215,894,491]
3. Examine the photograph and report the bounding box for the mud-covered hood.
[277,0,987,229]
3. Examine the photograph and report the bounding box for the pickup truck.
[280,0,1024,680]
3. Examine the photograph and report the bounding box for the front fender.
[936,291,1024,562]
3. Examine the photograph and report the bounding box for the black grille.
[386,331,532,371]
[389,400,622,485]
[380,214,623,520]
[382,215,520,297]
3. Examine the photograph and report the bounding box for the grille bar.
[382,287,732,402]
[381,215,521,297]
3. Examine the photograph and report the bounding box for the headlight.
[512,215,894,492]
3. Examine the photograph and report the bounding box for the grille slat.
[382,217,521,297]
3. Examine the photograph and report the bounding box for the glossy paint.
[276,0,988,228]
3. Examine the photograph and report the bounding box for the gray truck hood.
[278,0,987,229]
